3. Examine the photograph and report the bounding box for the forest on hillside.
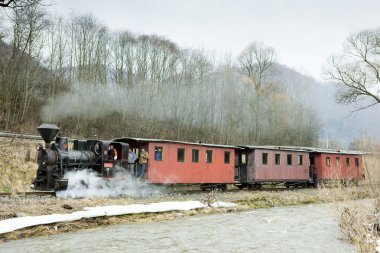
[0,2,320,145]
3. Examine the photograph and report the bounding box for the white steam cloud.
[56,169,166,199]
[40,79,243,130]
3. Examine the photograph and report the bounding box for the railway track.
[0,131,42,141]
[0,191,56,197]
[0,186,311,198]
[164,185,315,195]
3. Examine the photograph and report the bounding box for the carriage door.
[309,155,316,182]
[355,157,360,178]
[235,150,248,182]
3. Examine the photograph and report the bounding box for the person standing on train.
[108,144,118,160]
[128,148,137,175]
[137,148,149,179]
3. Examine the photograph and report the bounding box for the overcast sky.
[51,0,380,80]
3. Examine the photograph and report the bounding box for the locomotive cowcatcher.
[32,123,128,191]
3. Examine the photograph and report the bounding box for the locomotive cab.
[100,141,128,178]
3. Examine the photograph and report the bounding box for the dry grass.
[0,138,39,193]
[235,187,370,209]
[0,195,141,220]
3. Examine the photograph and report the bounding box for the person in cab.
[108,144,118,161]
[128,148,137,175]
[137,148,149,178]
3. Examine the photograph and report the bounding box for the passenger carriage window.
[336,157,340,167]
[206,150,213,163]
[224,151,230,164]
[177,148,185,162]
[241,153,247,165]
[262,153,268,165]
[346,158,350,167]
[298,155,303,166]
[326,157,331,167]
[287,154,292,166]
[154,147,163,161]
[275,154,280,165]
[355,158,359,167]
[192,149,199,163]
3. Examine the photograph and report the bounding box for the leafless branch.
[325,28,380,109]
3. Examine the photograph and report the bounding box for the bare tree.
[66,14,110,85]
[326,28,380,109]
[238,41,277,143]
[0,3,48,129]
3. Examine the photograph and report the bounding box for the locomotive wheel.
[54,180,68,191]
[54,181,60,191]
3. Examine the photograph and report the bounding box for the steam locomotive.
[32,123,129,191]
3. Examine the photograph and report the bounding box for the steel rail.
[0,191,56,197]
[0,131,42,141]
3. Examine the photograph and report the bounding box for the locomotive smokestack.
[37,123,60,144]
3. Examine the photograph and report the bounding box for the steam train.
[32,123,364,191]
[33,123,129,191]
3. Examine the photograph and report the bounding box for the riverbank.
[0,187,371,244]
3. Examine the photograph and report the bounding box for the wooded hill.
[0,4,319,146]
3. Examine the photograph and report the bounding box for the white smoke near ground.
[56,169,166,199]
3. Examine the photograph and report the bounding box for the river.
[0,203,356,253]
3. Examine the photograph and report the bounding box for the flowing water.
[0,203,356,253]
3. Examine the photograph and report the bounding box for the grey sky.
[51,0,380,79]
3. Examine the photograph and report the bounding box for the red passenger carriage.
[234,146,311,188]
[114,138,236,190]
[309,149,364,184]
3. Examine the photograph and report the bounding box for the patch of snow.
[0,201,237,235]
[209,202,237,208]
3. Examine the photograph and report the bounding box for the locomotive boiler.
[32,123,128,191]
